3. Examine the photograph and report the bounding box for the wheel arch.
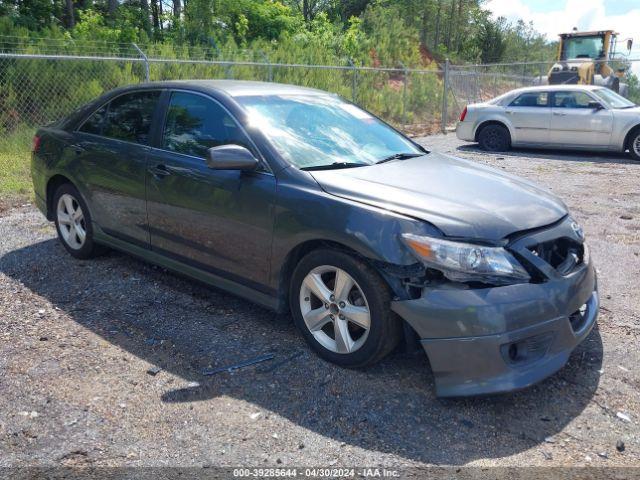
[474,119,512,142]
[278,238,420,353]
[623,123,640,152]
[45,174,75,221]
[276,238,412,314]
[278,240,370,308]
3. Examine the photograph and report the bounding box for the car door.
[549,90,613,147]
[504,91,550,144]
[145,90,276,291]
[74,90,162,247]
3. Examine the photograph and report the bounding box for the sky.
[485,0,640,57]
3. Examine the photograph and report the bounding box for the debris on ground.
[202,353,275,376]
[617,412,632,423]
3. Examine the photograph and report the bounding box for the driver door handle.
[553,112,567,116]
[150,164,171,178]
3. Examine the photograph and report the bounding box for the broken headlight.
[401,233,530,285]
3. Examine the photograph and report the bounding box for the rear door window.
[79,91,160,143]
[79,105,107,135]
[509,92,548,107]
[102,91,160,144]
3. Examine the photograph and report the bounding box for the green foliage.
[0,0,560,201]
[0,130,33,200]
[627,72,640,105]
[474,16,506,64]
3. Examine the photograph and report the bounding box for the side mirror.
[627,38,633,52]
[206,144,259,171]
[587,101,604,110]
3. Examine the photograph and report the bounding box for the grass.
[0,129,35,206]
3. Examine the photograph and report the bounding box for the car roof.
[506,84,603,95]
[124,79,332,97]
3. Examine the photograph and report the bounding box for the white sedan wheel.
[633,133,640,158]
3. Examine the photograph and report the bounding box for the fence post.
[441,57,449,134]
[132,43,150,82]
[258,50,273,82]
[348,58,357,102]
[399,62,408,125]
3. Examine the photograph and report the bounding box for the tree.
[108,0,118,18]
[475,16,506,63]
[65,0,76,28]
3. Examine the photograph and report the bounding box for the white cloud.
[486,0,639,48]
[486,0,640,73]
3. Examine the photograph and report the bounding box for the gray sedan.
[32,80,597,397]
[456,85,640,159]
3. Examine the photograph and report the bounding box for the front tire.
[478,123,511,152]
[628,129,640,161]
[290,249,401,368]
[53,183,107,259]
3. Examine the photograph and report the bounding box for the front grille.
[528,238,584,275]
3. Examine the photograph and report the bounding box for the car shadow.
[456,143,639,165]
[0,238,603,465]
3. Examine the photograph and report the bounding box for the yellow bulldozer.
[538,29,633,97]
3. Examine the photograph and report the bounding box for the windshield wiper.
[300,161,368,171]
[375,152,423,164]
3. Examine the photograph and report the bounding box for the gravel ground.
[0,134,639,468]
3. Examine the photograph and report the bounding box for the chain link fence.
[2,36,640,192]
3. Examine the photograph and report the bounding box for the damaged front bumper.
[391,217,598,397]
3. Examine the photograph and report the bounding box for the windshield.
[563,36,605,59]
[237,94,422,169]
[592,88,636,109]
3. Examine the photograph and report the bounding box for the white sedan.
[456,85,640,160]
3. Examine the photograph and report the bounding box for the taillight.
[32,135,41,153]
[459,106,468,122]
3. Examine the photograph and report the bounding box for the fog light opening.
[501,332,554,366]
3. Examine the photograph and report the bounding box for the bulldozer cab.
[559,31,613,63]
[547,29,632,96]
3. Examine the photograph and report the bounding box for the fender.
[617,120,640,152]
[473,115,516,143]
[268,174,440,293]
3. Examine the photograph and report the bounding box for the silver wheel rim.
[299,265,371,354]
[56,193,86,250]
[633,135,640,157]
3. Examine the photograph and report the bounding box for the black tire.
[627,128,640,161]
[289,249,401,368]
[53,183,107,259]
[478,123,511,152]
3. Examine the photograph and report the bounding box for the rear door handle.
[70,144,85,155]
[150,164,171,178]
[553,112,567,116]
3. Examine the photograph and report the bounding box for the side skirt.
[93,225,281,312]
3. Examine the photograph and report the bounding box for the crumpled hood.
[309,153,567,241]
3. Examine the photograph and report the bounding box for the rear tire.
[627,128,640,161]
[478,123,511,152]
[53,183,107,259]
[289,249,401,368]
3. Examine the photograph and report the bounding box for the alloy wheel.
[299,265,371,354]
[485,130,501,150]
[633,134,640,158]
[56,193,86,250]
